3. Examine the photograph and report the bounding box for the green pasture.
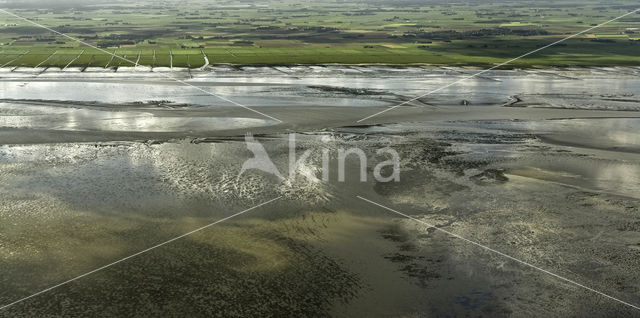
[0,0,638,67]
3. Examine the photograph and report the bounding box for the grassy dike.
[1,37,639,68]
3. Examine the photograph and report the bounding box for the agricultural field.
[0,0,639,67]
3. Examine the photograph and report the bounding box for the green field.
[0,0,639,67]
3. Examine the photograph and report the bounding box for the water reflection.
[478,118,640,150]
[2,66,639,108]
[457,118,640,199]
[357,118,640,199]
[0,102,274,132]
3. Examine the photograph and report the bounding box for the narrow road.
[81,55,93,72]
[63,50,85,70]
[35,50,58,68]
[200,50,210,70]
[0,51,28,68]
[134,51,141,67]
[105,50,116,68]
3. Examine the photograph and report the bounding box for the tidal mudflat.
[1,66,639,316]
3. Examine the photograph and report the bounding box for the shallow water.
[1,66,639,109]
[0,102,275,132]
[1,67,640,316]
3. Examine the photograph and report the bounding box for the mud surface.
[1,67,639,316]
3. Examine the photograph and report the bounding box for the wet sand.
[1,67,639,316]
